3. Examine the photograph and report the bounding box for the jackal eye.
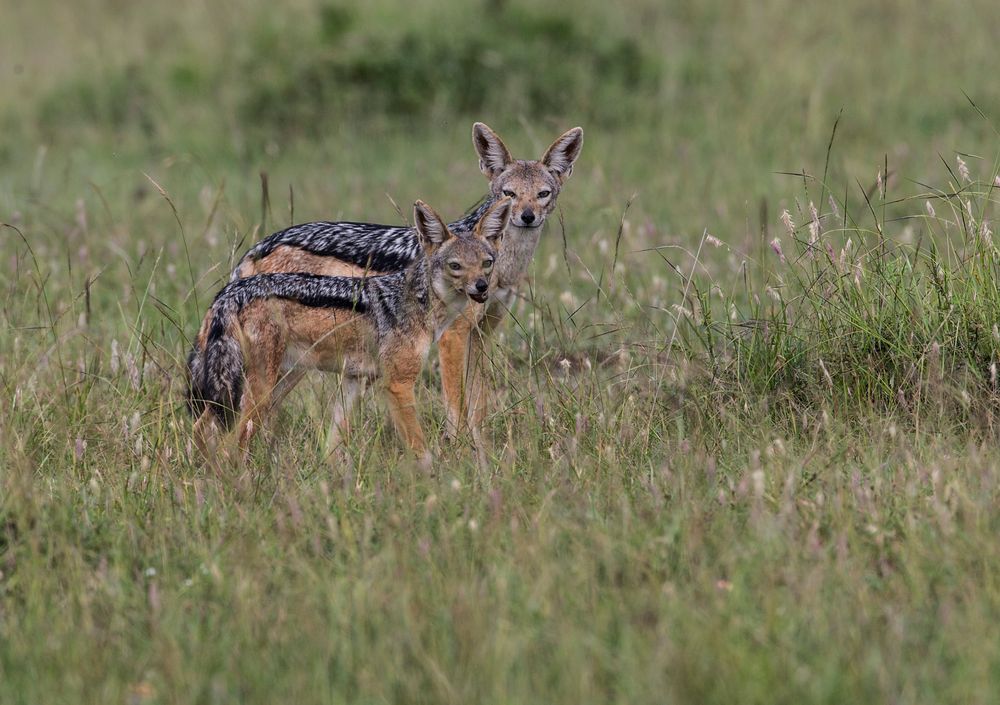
[483,259,494,269]
[448,261,462,271]
[537,190,551,198]
[502,189,516,198]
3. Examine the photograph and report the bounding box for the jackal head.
[415,197,512,304]
[473,122,584,230]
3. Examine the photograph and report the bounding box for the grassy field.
[2,0,1000,702]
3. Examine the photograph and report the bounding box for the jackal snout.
[469,277,490,302]
[415,196,512,306]
[473,122,584,230]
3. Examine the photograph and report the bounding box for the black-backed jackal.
[231,123,584,441]
[187,198,511,464]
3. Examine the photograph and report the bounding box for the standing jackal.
[232,123,583,440]
[188,198,511,463]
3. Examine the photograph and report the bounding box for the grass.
[2,0,1000,702]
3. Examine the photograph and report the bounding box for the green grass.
[2,0,1000,702]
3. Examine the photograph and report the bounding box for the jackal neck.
[398,258,455,335]
[495,223,543,289]
[402,258,431,308]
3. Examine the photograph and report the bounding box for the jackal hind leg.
[193,408,224,467]
[236,324,284,461]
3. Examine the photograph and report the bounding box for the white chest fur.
[495,224,542,291]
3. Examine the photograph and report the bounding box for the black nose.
[521,209,535,224]
[475,279,488,293]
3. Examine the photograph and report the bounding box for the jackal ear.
[541,126,584,182]
[476,196,512,246]
[472,122,513,179]
[414,200,451,252]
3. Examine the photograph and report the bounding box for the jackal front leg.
[439,312,472,441]
[464,303,505,445]
[382,340,431,467]
[384,378,431,468]
[439,302,496,443]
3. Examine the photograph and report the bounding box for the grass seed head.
[770,237,786,263]
[957,155,971,183]
[808,201,820,244]
[779,209,795,237]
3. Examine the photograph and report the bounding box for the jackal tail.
[187,296,244,430]
[188,273,371,427]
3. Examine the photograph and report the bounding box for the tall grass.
[3,0,1000,703]
[680,155,1000,433]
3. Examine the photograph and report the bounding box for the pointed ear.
[472,122,513,179]
[476,196,512,246]
[413,200,451,253]
[541,126,584,183]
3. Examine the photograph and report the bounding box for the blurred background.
[2,0,998,233]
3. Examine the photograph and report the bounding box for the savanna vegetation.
[1,0,999,702]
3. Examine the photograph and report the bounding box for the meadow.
[1,0,1000,702]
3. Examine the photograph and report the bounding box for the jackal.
[188,198,511,463]
[232,123,584,439]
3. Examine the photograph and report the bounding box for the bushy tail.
[187,295,245,430]
[188,272,369,427]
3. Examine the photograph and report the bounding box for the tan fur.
[440,124,583,438]
[193,200,510,465]
[234,123,583,445]
[237,245,369,279]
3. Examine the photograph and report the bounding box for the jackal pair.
[187,122,584,462]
